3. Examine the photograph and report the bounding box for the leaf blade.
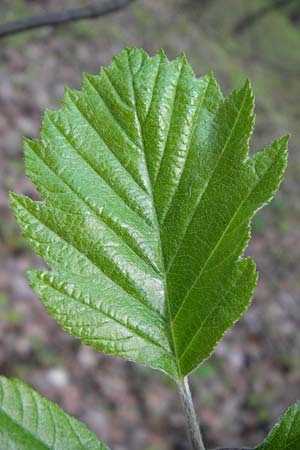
[11,48,288,379]
[0,377,109,450]
[255,402,300,450]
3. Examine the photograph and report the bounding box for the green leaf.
[10,48,288,380]
[255,402,300,450]
[0,376,109,450]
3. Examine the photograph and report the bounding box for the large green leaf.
[11,48,288,380]
[0,377,109,450]
[255,402,300,450]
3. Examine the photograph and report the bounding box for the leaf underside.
[0,377,108,450]
[11,48,288,380]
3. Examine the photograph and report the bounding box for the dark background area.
[0,1,300,449]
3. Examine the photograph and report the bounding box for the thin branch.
[177,377,206,450]
[0,0,135,39]
[233,0,296,34]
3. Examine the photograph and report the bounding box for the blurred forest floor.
[0,1,300,449]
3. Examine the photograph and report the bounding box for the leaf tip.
[63,85,78,103]
[9,191,20,209]
[27,269,46,290]
[8,192,27,229]
[23,136,33,146]
[158,47,168,61]
[279,133,290,148]
[179,51,188,64]
[207,69,215,80]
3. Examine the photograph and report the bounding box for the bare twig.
[233,0,296,34]
[0,0,135,39]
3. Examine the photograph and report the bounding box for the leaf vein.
[29,143,161,277]
[166,86,248,275]
[173,146,277,324]
[67,93,148,194]
[160,75,212,225]
[16,196,166,322]
[43,276,172,356]
[47,114,154,228]
[153,61,184,187]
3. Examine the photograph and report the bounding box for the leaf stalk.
[177,377,206,450]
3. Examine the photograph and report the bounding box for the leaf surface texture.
[255,402,300,450]
[0,377,108,450]
[11,48,288,379]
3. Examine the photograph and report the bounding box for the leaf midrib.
[126,50,182,379]
[159,73,213,225]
